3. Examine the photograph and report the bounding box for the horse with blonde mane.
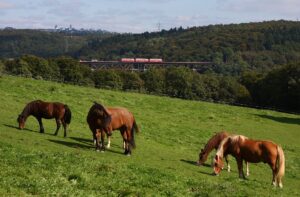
[197,131,249,175]
[213,135,285,188]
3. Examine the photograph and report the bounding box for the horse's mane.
[93,101,111,116]
[202,131,228,154]
[216,135,248,158]
[20,101,36,117]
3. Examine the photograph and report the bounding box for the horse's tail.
[64,105,72,124]
[130,119,139,149]
[275,145,285,188]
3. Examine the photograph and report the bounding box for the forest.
[0,20,299,112]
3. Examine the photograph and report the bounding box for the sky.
[0,0,299,33]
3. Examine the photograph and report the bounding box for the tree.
[93,70,123,89]
[120,71,144,91]
[165,67,194,99]
[142,68,166,94]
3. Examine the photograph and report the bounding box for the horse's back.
[241,139,278,163]
[32,100,65,119]
[107,107,134,128]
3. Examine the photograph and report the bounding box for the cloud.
[0,1,15,9]
[217,0,300,16]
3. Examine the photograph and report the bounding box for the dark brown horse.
[213,135,285,188]
[87,102,139,155]
[17,100,72,137]
[197,131,249,175]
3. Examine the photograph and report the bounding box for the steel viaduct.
[79,60,214,72]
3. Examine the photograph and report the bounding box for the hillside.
[0,29,113,58]
[76,20,300,73]
[0,75,299,196]
[1,21,300,75]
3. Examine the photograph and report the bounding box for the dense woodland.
[0,28,113,58]
[0,20,299,112]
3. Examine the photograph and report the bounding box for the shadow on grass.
[70,136,92,145]
[254,114,300,125]
[48,139,93,149]
[198,171,215,176]
[180,159,211,168]
[180,159,215,176]
[48,139,125,155]
[106,148,125,155]
[3,124,53,136]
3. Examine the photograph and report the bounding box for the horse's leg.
[95,129,101,151]
[122,130,129,155]
[126,129,132,156]
[272,170,276,186]
[92,130,97,145]
[62,120,67,138]
[100,130,106,152]
[106,135,111,149]
[246,161,250,176]
[236,158,245,179]
[120,130,126,150]
[270,163,277,186]
[37,117,44,133]
[54,119,61,136]
[225,155,230,172]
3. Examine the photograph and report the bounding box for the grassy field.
[0,75,299,196]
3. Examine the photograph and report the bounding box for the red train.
[120,58,163,63]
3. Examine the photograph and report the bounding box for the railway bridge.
[79,58,214,72]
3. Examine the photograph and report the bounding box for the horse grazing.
[197,131,249,175]
[213,135,285,188]
[86,102,139,155]
[17,100,72,137]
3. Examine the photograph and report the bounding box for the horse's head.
[197,149,207,165]
[94,102,112,130]
[17,114,25,129]
[213,155,224,175]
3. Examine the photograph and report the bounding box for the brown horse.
[213,135,285,188]
[86,102,139,155]
[17,100,72,137]
[197,131,249,175]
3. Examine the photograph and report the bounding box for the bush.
[93,70,123,89]
[142,68,166,94]
[165,67,194,99]
[119,71,144,91]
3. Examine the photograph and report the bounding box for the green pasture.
[0,75,299,196]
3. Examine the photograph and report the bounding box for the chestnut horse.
[197,131,249,175]
[17,100,72,137]
[213,135,285,188]
[87,102,139,155]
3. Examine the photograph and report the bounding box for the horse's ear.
[201,148,204,152]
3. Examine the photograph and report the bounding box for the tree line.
[1,55,299,112]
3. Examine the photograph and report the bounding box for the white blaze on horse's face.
[213,155,223,175]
